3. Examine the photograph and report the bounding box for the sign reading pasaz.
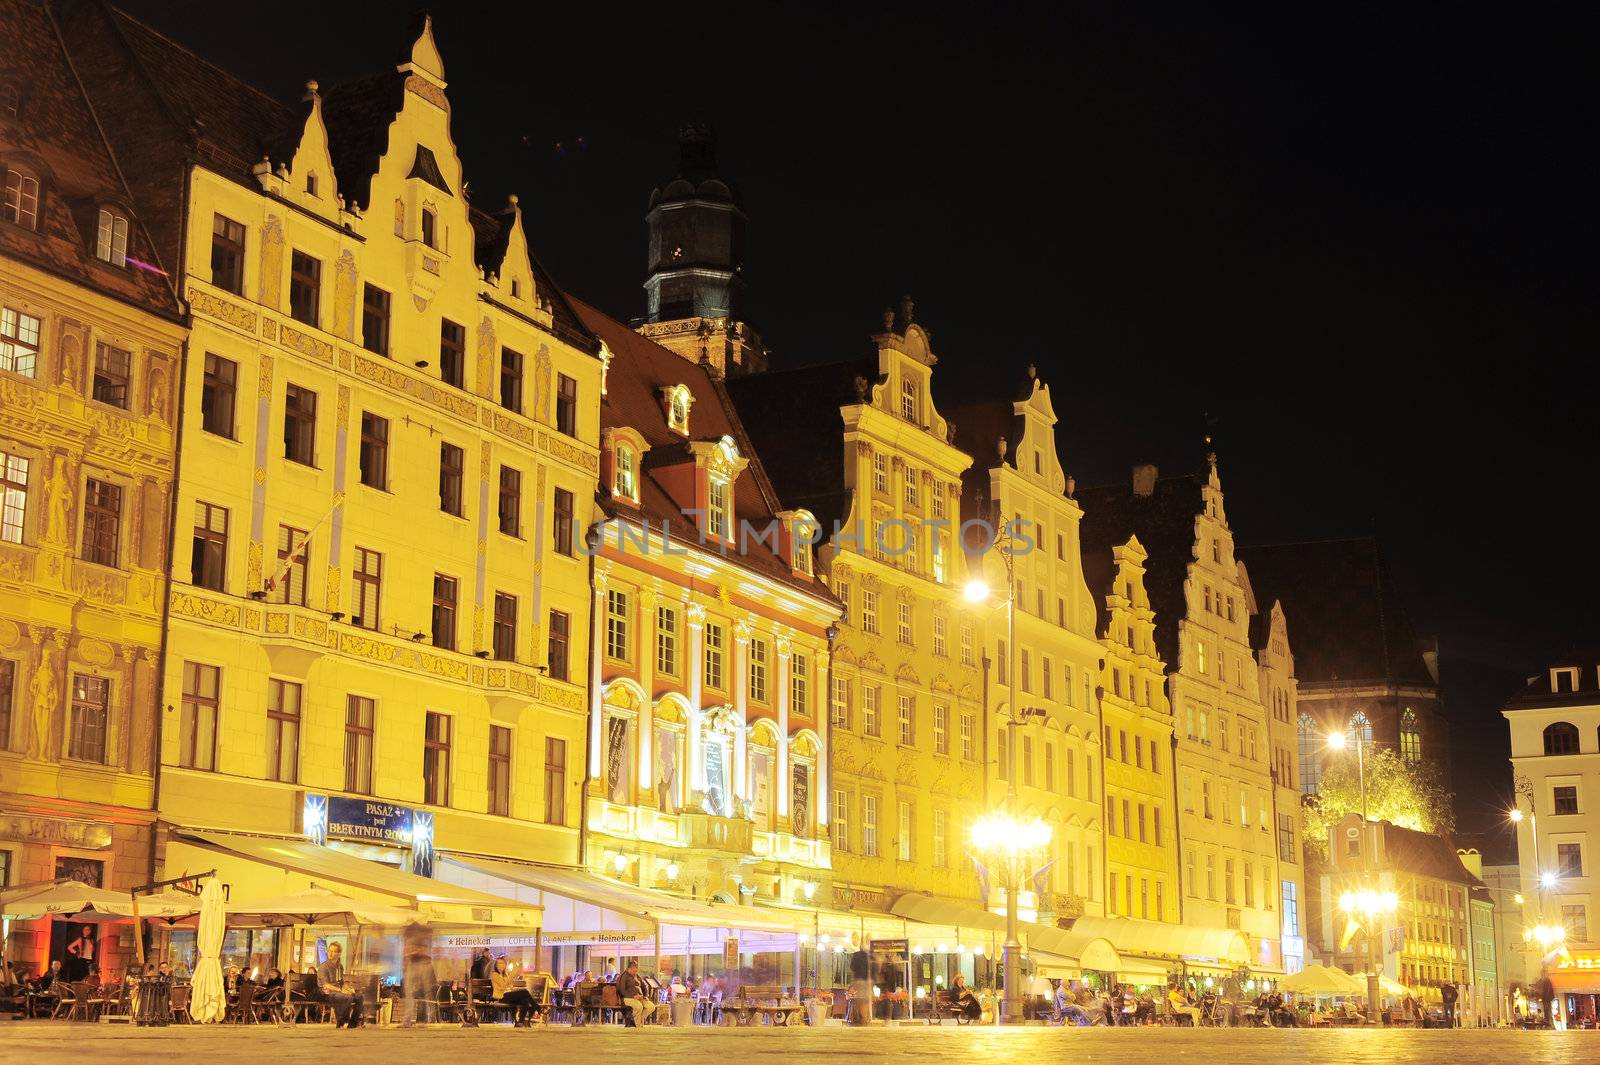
[327,798,417,844]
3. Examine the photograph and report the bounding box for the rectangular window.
[656,605,679,676]
[704,622,725,689]
[904,466,919,507]
[749,637,769,703]
[897,693,915,746]
[431,574,457,650]
[266,678,301,784]
[864,686,881,737]
[493,592,518,662]
[998,729,1008,781]
[211,214,245,294]
[961,624,975,667]
[352,546,382,629]
[423,711,452,806]
[92,343,130,408]
[933,809,948,866]
[900,377,918,421]
[555,373,578,436]
[500,347,524,413]
[488,725,512,818]
[547,608,570,681]
[284,384,317,465]
[792,652,809,716]
[1244,861,1255,908]
[1557,842,1584,878]
[861,589,879,635]
[80,478,121,567]
[1562,904,1589,942]
[289,250,321,326]
[1021,649,1032,693]
[605,588,630,662]
[1023,736,1036,785]
[933,703,949,755]
[960,712,975,760]
[200,353,236,438]
[872,452,888,494]
[544,737,567,825]
[863,795,880,857]
[833,789,850,852]
[0,306,41,377]
[96,210,129,268]
[1154,806,1163,846]
[495,466,521,537]
[179,661,219,771]
[931,614,947,658]
[1187,850,1198,897]
[897,800,914,861]
[1555,786,1579,815]
[897,601,913,644]
[707,477,730,539]
[831,676,853,730]
[438,442,464,516]
[553,487,573,555]
[1,450,30,544]
[1224,858,1236,904]
[835,582,850,626]
[1277,812,1295,862]
[439,318,465,388]
[68,674,110,763]
[190,500,228,591]
[362,283,390,355]
[344,695,375,794]
[359,411,388,489]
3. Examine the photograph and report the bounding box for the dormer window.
[614,445,637,502]
[664,384,692,435]
[1552,667,1580,693]
[707,476,730,540]
[421,207,437,249]
[95,208,128,267]
[789,512,817,576]
[305,172,318,197]
[3,167,39,230]
[900,376,919,422]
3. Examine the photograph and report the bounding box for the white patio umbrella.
[189,878,226,1024]
[1278,964,1363,998]
[223,888,416,927]
[0,879,196,920]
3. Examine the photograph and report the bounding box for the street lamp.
[1511,777,1550,925]
[969,812,1052,1024]
[1325,727,1367,821]
[1339,888,1398,1025]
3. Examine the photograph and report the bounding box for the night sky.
[114,0,1599,836]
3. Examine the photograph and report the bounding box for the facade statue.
[27,647,58,760]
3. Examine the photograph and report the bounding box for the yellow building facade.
[952,372,1106,923]
[728,305,984,923]
[71,15,601,884]
[1092,536,1180,925]
[1252,597,1307,972]
[0,0,186,981]
[575,300,839,914]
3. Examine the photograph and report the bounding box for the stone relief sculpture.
[44,453,72,546]
[27,647,58,761]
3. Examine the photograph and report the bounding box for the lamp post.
[965,519,1045,1024]
[1340,889,1398,1025]
[969,812,1051,1024]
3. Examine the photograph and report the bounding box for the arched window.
[1348,711,1373,746]
[668,387,690,434]
[1544,721,1580,756]
[1400,708,1422,764]
[95,208,128,267]
[613,444,636,501]
[1297,714,1321,796]
[3,166,40,230]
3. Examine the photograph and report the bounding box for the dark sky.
[116,0,1599,834]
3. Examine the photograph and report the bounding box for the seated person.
[316,944,363,1029]
[1167,985,1202,1025]
[617,961,657,1027]
[950,976,982,1021]
[490,958,537,1027]
[262,969,285,992]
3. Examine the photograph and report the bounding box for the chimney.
[1131,464,1158,497]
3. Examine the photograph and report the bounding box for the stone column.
[816,647,830,829]
[686,603,705,789]
[587,567,609,783]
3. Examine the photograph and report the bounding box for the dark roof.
[1452,829,1518,868]
[1382,821,1481,887]
[1238,538,1436,688]
[1502,647,1600,710]
[320,70,408,211]
[1077,472,1205,668]
[0,0,178,318]
[570,296,830,598]
[648,124,738,209]
[723,358,883,533]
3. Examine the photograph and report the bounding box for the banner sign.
[724,936,740,969]
[303,793,433,876]
[1385,927,1405,954]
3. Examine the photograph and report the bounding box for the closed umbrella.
[189,878,226,1024]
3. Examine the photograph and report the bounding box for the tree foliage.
[1302,746,1455,862]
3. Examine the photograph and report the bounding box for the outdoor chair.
[169,983,192,1024]
[227,982,258,1023]
[526,973,555,1024]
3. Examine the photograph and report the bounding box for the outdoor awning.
[1027,923,1124,975]
[439,854,792,945]
[0,879,199,921]
[889,892,1006,934]
[171,831,538,928]
[1062,915,1250,965]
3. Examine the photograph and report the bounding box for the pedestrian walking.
[399,922,437,1027]
[1440,981,1458,1028]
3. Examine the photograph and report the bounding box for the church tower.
[640,124,768,376]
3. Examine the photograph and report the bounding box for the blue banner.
[303,794,435,877]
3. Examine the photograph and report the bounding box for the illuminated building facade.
[0,0,186,978]
[951,370,1108,924]
[577,297,838,908]
[1252,598,1308,973]
[62,9,601,886]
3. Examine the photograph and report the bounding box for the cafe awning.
[888,892,1006,934]
[1027,923,1124,975]
[1061,915,1250,966]
[170,831,539,928]
[439,854,793,946]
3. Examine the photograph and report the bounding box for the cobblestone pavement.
[0,1021,1592,1064]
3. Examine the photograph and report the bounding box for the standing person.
[847,948,871,1026]
[617,961,655,1027]
[317,943,364,1029]
[65,926,95,981]
[1440,980,1458,1028]
[470,948,493,981]
[491,958,538,1027]
[399,923,437,1028]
